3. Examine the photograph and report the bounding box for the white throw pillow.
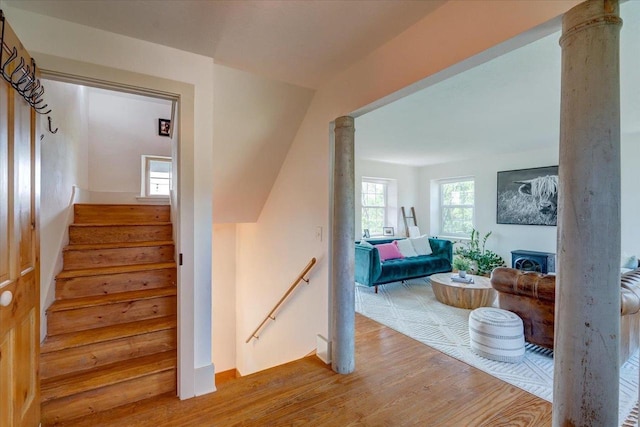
[359,240,374,248]
[395,239,418,258]
[621,254,638,269]
[408,226,421,238]
[409,235,432,256]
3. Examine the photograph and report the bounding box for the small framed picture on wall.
[158,118,171,137]
[383,227,394,236]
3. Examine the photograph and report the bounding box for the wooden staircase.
[40,204,177,425]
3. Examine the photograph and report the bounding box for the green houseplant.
[452,257,471,277]
[454,229,505,276]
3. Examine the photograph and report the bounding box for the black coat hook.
[1,10,53,116]
[47,116,58,134]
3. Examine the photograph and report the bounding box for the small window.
[142,155,171,197]
[440,178,474,237]
[361,179,388,236]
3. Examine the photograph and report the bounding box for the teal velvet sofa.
[355,238,453,293]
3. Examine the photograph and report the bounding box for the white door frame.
[35,53,213,398]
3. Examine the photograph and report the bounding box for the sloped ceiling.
[5,0,446,89]
[213,65,314,223]
[4,0,448,223]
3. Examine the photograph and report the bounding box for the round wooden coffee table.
[430,273,496,309]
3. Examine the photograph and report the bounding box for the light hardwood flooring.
[60,314,552,426]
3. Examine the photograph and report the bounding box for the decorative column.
[555,1,622,425]
[331,116,355,374]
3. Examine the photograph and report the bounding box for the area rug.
[355,278,639,425]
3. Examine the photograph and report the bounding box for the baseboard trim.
[215,368,240,386]
[316,334,331,364]
[194,364,216,396]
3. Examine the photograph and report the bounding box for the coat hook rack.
[47,116,58,134]
[1,10,53,116]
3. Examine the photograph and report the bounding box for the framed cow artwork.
[497,165,558,226]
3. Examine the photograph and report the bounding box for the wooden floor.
[61,314,552,426]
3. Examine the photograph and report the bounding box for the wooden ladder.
[401,207,417,237]
[40,204,177,425]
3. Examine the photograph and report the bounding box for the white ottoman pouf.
[469,307,525,363]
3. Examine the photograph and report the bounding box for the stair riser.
[40,329,177,381]
[41,369,176,425]
[63,245,175,270]
[47,296,177,336]
[56,268,176,299]
[69,224,173,245]
[74,204,170,224]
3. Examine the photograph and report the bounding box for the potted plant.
[452,257,471,278]
[454,229,506,276]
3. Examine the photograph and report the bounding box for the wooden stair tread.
[41,316,177,354]
[75,203,167,207]
[41,203,178,417]
[52,391,177,425]
[71,222,172,227]
[41,351,176,403]
[64,240,174,251]
[74,204,170,224]
[56,262,176,280]
[47,287,177,313]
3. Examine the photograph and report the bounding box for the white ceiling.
[6,0,637,217]
[356,1,640,167]
[5,0,446,89]
[4,0,445,222]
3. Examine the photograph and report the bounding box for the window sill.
[437,235,470,242]
[136,196,170,205]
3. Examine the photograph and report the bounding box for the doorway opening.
[39,78,180,336]
[37,74,185,419]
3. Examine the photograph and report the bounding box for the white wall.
[86,88,173,202]
[354,158,419,239]
[418,147,559,267]
[234,1,580,375]
[5,6,215,398]
[39,80,90,339]
[212,224,237,372]
[621,132,640,257]
[413,134,640,269]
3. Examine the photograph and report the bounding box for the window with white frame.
[141,155,172,197]
[361,179,388,236]
[440,178,474,237]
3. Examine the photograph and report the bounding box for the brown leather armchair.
[490,267,640,364]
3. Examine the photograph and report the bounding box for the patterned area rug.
[355,278,639,425]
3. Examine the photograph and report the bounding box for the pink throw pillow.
[376,242,404,261]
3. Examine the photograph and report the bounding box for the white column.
[555,1,622,425]
[331,116,355,374]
